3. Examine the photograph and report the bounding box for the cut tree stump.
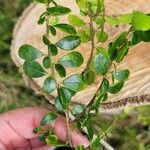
[11,0,150,112]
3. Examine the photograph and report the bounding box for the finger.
[0,107,49,149]
[54,116,89,148]
[32,145,53,150]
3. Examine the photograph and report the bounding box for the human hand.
[0,107,89,150]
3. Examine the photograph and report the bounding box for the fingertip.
[54,116,67,142]
[71,131,89,148]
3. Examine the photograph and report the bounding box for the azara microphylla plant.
[18,0,150,149]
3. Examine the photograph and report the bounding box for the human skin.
[0,107,89,150]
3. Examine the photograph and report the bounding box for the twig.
[65,108,73,147]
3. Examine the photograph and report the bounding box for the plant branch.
[65,108,73,147]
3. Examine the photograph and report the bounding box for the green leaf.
[75,145,85,150]
[40,113,57,126]
[108,32,128,60]
[43,56,51,69]
[58,51,83,68]
[54,23,77,34]
[96,31,108,43]
[46,135,58,145]
[35,0,45,4]
[105,16,119,26]
[49,25,56,36]
[136,29,150,42]
[129,32,142,45]
[23,61,45,78]
[56,35,81,50]
[58,87,76,109]
[48,44,58,56]
[68,14,86,27]
[83,69,95,85]
[47,5,71,16]
[72,105,84,115]
[116,43,129,63]
[19,44,44,61]
[43,76,56,93]
[78,29,90,43]
[94,53,110,75]
[43,35,50,45]
[112,69,130,82]
[108,81,124,94]
[101,78,109,92]
[49,16,59,25]
[63,74,85,91]
[132,12,150,31]
[91,136,101,149]
[37,16,45,25]
[55,97,64,112]
[117,13,133,24]
[55,63,66,77]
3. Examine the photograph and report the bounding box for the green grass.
[0,0,149,149]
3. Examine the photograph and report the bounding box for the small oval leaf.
[48,44,58,56]
[55,35,81,50]
[63,74,85,91]
[54,23,77,34]
[47,5,71,16]
[72,105,84,115]
[19,44,44,61]
[43,76,56,93]
[83,70,95,85]
[23,61,45,78]
[108,82,124,94]
[40,113,57,126]
[58,51,83,68]
[55,64,66,77]
[94,53,110,75]
[112,69,130,81]
[43,56,51,69]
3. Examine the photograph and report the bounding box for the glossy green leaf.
[136,29,150,42]
[48,44,58,56]
[78,29,90,43]
[37,16,45,25]
[40,113,57,126]
[112,69,130,81]
[54,23,77,34]
[43,76,56,93]
[94,53,110,75]
[23,61,45,78]
[58,51,83,68]
[43,56,51,69]
[132,12,150,31]
[43,35,50,45]
[108,81,124,94]
[63,74,85,91]
[117,13,133,24]
[101,78,109,92]
[55,63,66,77]
[83,69,95,85]
[49,25,56,36]
[47,5,71,16]
[96,31,108,43]
[55,35,81,50]
[55,97,64,112]
[72,104,84,115]
[19,44,44,61]
[116,43,129,63]
[129,32,142,45]
[68,14,86,27]
[59,87,76,109]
